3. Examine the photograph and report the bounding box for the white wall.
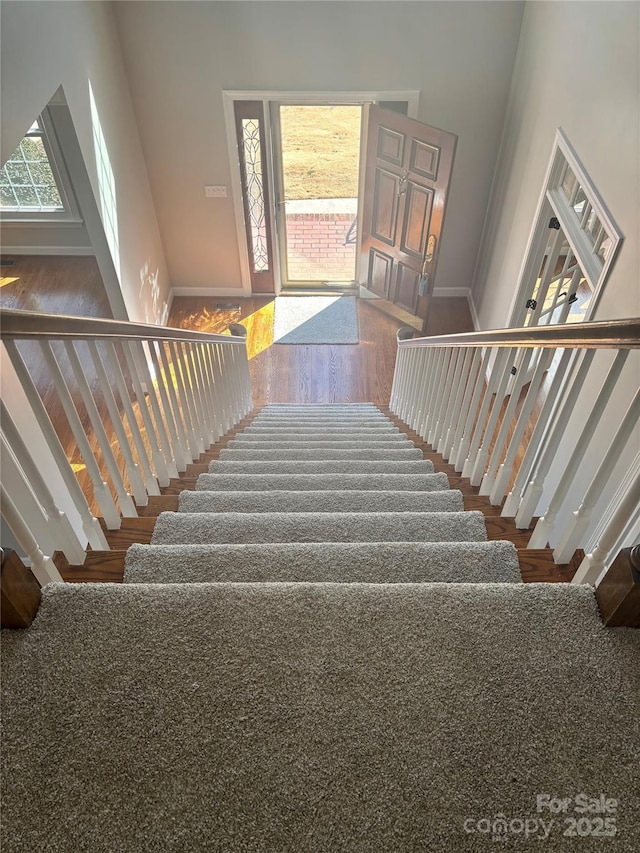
[113,0,524,294]
[1,0,170,324]
[473,1,639,329]
[472,1,640,548]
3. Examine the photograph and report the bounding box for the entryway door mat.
[273,296,359,344]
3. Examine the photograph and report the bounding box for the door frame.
[222,90,420,296]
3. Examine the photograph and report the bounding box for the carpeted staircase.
[2,404,639,851]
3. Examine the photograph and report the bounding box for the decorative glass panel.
[572,187,587,218]
[241,118,269,273]
[561,164,577,201]
[0,119,64,212]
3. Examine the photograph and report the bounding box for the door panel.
[371,170,400,245]
[393,264,420,315]
[368,249,393,299]
[360,105,457,332]
[400,183,433,259]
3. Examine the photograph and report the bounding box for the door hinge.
[568,292,579,304]
[526,298,537,310]
[511,366,517,376]
[549,217,561,230]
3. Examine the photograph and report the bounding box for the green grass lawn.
[280,105,361,201]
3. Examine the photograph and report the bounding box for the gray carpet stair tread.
[125,541,520,584]
[195,472,450,491]
[243,423,400,433]
[151,510,487,545]
[250,420,394,429]
[252,413,391,421]
[230,434,411,444]
[4,582,638,852]
[178,489,464,514]
[255,409,387,416]
[218,447,423,460]
[261,403,380,410]
[207,460,435,474]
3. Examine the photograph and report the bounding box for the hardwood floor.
[0,255,111,318]
[168,296,474,406]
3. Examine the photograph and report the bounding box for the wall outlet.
[205,185,227,198]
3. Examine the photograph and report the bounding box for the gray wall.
[113,0,524,294]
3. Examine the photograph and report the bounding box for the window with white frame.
[0,111,79,220]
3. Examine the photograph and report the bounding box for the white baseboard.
[432,287,471,298]
[170,287,246,299]
[467,292,481,330]
[0,245,94,256]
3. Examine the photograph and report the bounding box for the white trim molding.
[0,245,94,256]
[170,287,246,299]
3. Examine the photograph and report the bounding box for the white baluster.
[120,342,171,485]
[485,348,553,502]
[416,347,441,437]
[442,347,472,460]
[204,343,226,439]
[169,341,205,457]
[435,348,465,453]
[1,402,86,563]
[193,343,217,443]
[148,339,190,472]
[87,342,149,505]
[571,468,640,585]
[128,341,179,479]
[412,348,433,436]
[0,485,64,585]
[184,342,211,443]
[454,349,486,472]
[4,342,108,550]
[389,346,404,412]
[462,347,506,479]
[147,341,191,471]
[428,349,452,445]
[529,350,627,547]
[408,349,429,430]
[63,341,137,518]
[158,341,198,462]
[103,341,161,496]
[39,341,121,530]
[470,347,517,486]
[448,348,479,463]
[503,348,573,518]
[553,387,640,564]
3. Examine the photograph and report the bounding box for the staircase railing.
[0,308,253,583]
[391,318,640,584]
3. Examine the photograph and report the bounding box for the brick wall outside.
[285,212,356,281]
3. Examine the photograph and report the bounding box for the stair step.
[207,460,435,475]
[178,489,464,514]
[195,472,449,492]
[230,434,411,444]
[152,510,487,545]
[244,423,399,433]
[4,582,636,851]
[125,540,520,584]
[218,447,423,460]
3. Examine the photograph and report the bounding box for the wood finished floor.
[168,296,475,407]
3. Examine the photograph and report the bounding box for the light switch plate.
[205,185,227,198]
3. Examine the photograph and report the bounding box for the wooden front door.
[359,105,457,332]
